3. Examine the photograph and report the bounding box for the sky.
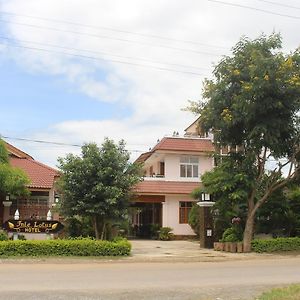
[0,0,299,168]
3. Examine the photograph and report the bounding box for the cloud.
[1,0,299,166]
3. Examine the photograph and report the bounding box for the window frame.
[180,156,199,178]
[179,201,193,224]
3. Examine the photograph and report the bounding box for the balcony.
[143,174,165,181]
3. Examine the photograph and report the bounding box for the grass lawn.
[257,284,300,300]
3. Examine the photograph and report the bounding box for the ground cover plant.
[257,284,300,300]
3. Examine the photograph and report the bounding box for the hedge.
[0,238,131,257]
[251,237,300,253]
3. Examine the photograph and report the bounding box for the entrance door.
[130,202,162,238]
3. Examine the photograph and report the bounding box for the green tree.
[188,34,300,251]
[0,140,30,198]
[57,139,142,240]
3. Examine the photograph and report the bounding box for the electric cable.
[0,10,228,49]
[1,42,209,76]
[208,0,300,20]
[0,18,224,56]
[0,36,211,71]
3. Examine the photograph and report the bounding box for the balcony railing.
[143,174,165,180]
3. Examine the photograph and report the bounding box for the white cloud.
[1,0,299,166]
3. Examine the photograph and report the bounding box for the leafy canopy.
[197,34,300,158]
[188,34,300,247]
[58,139,142,226]
[0,140,30,197]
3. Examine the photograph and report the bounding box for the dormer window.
[180,156,199,178]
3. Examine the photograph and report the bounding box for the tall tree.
[188,34,300,251]
[57,139,142,239]
[0,140,30,197]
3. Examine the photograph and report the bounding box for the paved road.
[0,258,299,300]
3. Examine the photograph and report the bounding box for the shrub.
[0,238,131,257]
[158,227,173,241]
[221,226,242,242]
[188,204,201,236]
[251,237,300,253]
[0,230,8,241]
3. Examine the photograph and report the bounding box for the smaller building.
[132,122,215,238]
[1,142,59,228]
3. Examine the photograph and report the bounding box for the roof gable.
[3,141,59,190]
[135,137,214,163]
[5,141,33,159]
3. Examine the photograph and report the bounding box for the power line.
[1,42,209,76]
[1,135,146,153]
[1,135,82,147]
[0,18,223,56]
[0,36,211,72]
[256,0,300,11]
[0,10,228,50]
[208,0,300,20]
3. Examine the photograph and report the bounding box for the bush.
[221,226,242,242]
[0,230,8,241]
[0,238,131,257]
[251,237,300,253]
[188,204,201,236]
[158,227,173,241]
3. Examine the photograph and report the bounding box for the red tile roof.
[136,137,214,163]
[10,157,59,190]
[5,141,33,159]
[133,180,201,195]
[153,137,214,152]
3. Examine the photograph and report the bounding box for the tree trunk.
[100,222,106,240]
[93,216,100,240]
[243,210,255,252]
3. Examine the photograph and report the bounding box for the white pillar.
[162,201,168,227]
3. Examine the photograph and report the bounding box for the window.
[179,201,193,224]
[180,156,199,178]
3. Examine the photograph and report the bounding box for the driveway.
[128,239,277,262]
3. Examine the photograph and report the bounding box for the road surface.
[0,257,299,299]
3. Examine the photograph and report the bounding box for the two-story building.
[132,121,215,238]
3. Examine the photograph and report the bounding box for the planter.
[224,242,231,252]
[237,242,243,253]
[214,242,224,251]
[229,242,237,253]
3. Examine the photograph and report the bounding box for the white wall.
[164,154,213,181]
[162,195,197,236]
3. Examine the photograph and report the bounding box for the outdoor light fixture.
[54,194,60,203]
[3,194,12,207]
[47,210,52,221]
[197,193,215,207]
[197,193,215,249]
[14,209,20,221]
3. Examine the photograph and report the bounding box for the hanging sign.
[2,220,64,234]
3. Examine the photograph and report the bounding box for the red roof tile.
[5,141,33,159]
[133,180,201,195]
[153,137,214,153]
[136,137,214,163]
[10,157,59,189]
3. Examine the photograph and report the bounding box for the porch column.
[3,200,12,222]
[162,201,168,227]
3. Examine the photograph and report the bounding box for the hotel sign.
[3,220,64,234]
